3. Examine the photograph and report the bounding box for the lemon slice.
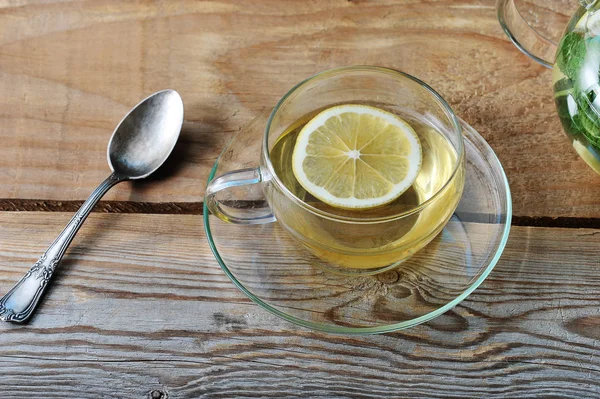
[291,104,422,209]
[576,9,600,35]
[573,139,600,174]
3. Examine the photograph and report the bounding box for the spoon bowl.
[109,89,184,179]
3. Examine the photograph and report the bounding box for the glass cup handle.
[497,0,558,68]
[205,167,277,225]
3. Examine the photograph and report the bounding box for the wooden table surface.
[1,1,599,398]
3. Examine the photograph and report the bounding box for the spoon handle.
[0,173,123,323]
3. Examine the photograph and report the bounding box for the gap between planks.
[0,199,598,229]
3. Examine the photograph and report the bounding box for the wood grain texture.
[0,212,599,398]
[0,0,599,218]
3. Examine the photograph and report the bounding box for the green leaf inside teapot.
[554,3,600,173]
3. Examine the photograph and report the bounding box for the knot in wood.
[149,390,168,399]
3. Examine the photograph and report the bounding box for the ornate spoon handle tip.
[0,173,122,323]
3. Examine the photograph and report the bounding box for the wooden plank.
[0,212,599,397]
[0,0,599,218]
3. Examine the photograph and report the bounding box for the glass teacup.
[206,66,465,275]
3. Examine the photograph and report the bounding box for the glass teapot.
[498,0,600,173]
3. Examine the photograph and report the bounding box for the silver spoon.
[0,89,184,323]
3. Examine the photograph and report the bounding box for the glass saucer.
[204,114,512,334]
